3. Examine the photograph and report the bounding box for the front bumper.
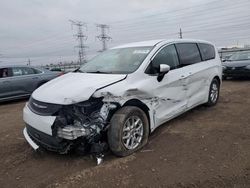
[223,67,250,77]
[25,124,71,153]
[23,127,39,150]
[23,103,56,136]
[23,104,72,153]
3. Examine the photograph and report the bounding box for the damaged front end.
[27,97,118,159]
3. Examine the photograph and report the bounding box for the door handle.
[32,77,39,79]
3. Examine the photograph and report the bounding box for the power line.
[109,0,249,27]
[96,24,112,52]
[69,19,88,65]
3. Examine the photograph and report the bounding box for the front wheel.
[108,106,149,157]
[206,78,220,106]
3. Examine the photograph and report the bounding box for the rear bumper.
[23,127,39,150]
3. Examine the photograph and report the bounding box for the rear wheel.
[108,106,149,157]
[206,78,220,106]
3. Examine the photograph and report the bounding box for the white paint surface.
[23,104,56,135]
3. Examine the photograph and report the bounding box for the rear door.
[10,67,41,95]
[175,43,209,108]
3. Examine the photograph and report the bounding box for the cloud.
[0,0,250,65]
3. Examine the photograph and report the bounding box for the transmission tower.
[96,24,112,52]
[69,20,88,65]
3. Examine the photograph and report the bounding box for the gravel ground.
[0,80,250,188]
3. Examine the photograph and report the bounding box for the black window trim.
[175,42,203,66]
[197,43,216,61]
[145,43,180,74]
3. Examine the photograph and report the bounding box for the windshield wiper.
[86,71,113,74]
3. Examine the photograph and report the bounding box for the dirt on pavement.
[0,80,250,188]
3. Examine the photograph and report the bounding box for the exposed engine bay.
[27,97,118,164]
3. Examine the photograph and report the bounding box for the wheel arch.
[213,75,221,86]
[121,99,151,131]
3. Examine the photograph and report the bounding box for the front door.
[142,44,188,128]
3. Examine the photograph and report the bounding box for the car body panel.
[32,72,127,105]
[23,103,56,136]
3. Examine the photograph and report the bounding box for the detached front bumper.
[23,127,39,150]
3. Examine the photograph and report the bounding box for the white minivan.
[23,39,222,157]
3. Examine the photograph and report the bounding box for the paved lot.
[0,80,250,188]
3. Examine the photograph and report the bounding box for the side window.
[21,67,35,75]
[12,67,23,77]
[11,67,35,77]
[0,68,10,78]
[198,43,215,61]
[33,68,42,74]
[175,43,202,66]
[146,45,179,74]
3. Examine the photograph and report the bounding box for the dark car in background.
[0,65,62,102]
[222,51,250,79]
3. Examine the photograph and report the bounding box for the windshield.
[79,46,153,74]
[228,51,250,61]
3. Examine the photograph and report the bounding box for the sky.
[0,0,250,66]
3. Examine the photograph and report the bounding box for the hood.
[32,72,126,105]
[223,60,250,67]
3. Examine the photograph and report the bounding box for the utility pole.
[69,20,88,65]
[96,24,112,52]
[179,28,183,39]
[27,58,31,66]
[0,54,3,63]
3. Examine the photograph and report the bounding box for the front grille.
[28,97,62,116]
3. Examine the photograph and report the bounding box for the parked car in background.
[23,39,222,160]
[49,67,63,72]
[0,65,62,102]
[222,51,250,79]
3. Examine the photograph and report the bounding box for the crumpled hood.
[32,72,126,105]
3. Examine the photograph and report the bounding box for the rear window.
[175,43,201,65]
[198,43,215,61]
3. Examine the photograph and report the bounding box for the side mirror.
[157,64,170,82]
[159,64,170,73]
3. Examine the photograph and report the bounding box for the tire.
[108,106,149,157]
[206,78,220,106]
